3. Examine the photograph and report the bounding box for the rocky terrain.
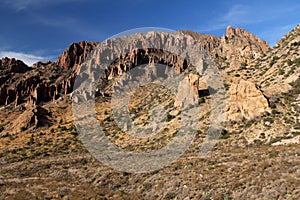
[0,24,299,199]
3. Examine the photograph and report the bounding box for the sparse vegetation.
[0,124,4,132]
[20,126,27,132]
[240,62,248,69]
[269,56,280,66]
[0,23,299,200]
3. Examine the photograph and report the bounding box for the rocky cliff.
[214,26,270,69]
[225,79,270,122]
[0,26,285,124]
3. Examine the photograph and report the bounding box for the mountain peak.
[56,41,99,69]
[0,57,31,73]
[226,25,235,35]
[226,25,257,38]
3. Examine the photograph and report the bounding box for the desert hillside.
[0,24,299,199]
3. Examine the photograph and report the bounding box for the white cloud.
[3,0,46,11]
[199,5,253,32]
[0,51,46,66]
[223,5,249,25]
[198,4,300,33]
[3,0,83,11]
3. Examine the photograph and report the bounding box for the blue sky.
[0,0,299,65]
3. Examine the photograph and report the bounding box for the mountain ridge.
[0,24,300,199]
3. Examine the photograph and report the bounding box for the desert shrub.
[294,57,300,66]
[70,126,76,133]
[291,41,300,46]
[271,109,281,115]
[294,121,300,130]
[240,62,248,69]
[224,83,230,90]
[27,135,34,145]
[166,113,175,122]
[1,132,11,139]
[289,76,300,94]
[259,132,266,139]
[278,68,285,75]
[287,59,293,66]
[219,132,230,139]
[70,131,79,137]
[270,56,280,67]
[264,117,274,124]
[60,126,67,131]
[293,132,300,136]
[199,97,205,104]
[80,158,88,165]
[269,102,276,109]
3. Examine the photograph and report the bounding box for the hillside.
[0,25,299,199]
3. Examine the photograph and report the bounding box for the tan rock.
[225,79,270,122]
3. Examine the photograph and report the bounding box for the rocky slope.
[0,26,271,118]
[182,26,270,70]
[0,24,299,199]
[0,41,100,109]
[215,26,270,69]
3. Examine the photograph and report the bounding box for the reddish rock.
[0,27,271,108]
[57,41,98,69]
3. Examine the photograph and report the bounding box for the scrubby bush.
[0,124,4,132]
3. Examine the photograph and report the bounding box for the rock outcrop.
[214,26,270,69]
[57,41,98,69]
[225,79,270,122]
[0,27,271,111]
[180,27,270,70]
[0,57,31,73]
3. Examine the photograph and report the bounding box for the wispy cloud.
[34,16,77,28]
[198,5,250,32]
[258,23,298,47]
[0,51,48,66]
[198,4,300,33]
[3,0,83,12]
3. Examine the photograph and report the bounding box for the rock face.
[0,57,31,73]
[57,41,98,69]
[179,30,221,52]
[214,26,270,69]
[105,48,189,80]
[225,79,270,122]
[0,42,99,107]
[0,27,270,111]
[0,58,32,105]
[181,27,270,70]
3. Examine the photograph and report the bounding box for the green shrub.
[287,59,293,66]
[291,41,300,46]
[278,68,285,75]
[166,113,175,122]
[271,109,281,115]
[269,102,276,109]
[240,62,247,69]
[60,126,67,131]
[270,56,280,67]
[264,117,274,124]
